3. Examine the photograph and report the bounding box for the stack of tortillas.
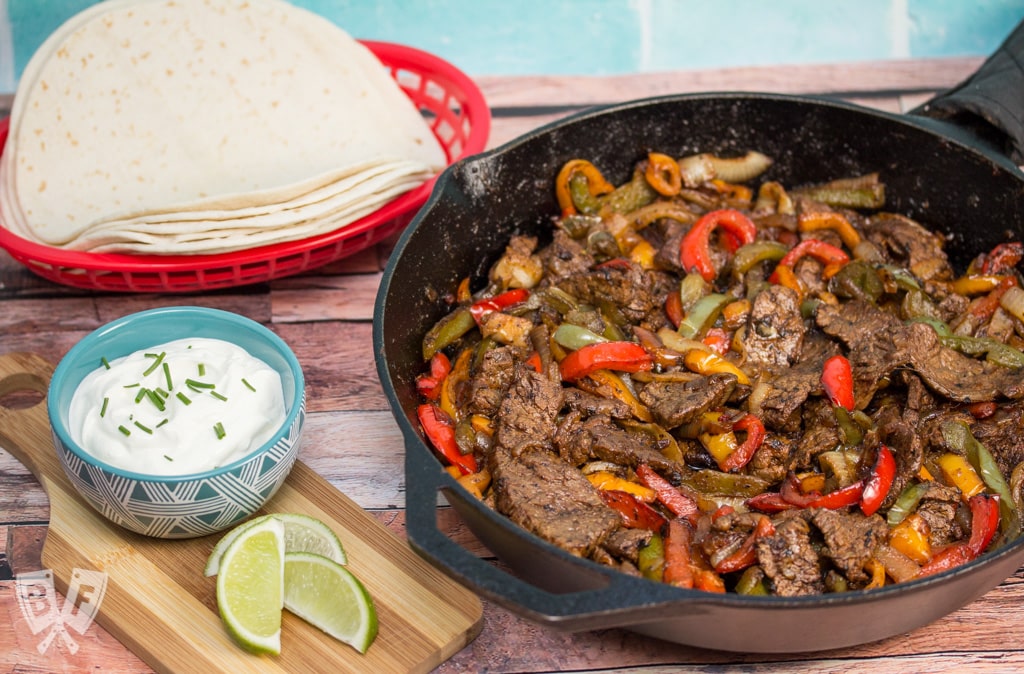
[0,0,447,255]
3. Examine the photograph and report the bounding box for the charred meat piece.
[494,366,565,458]
[554,412,683,474]
[563,387,633,419]
[558,263,664,324]
[811,509,887,583]
[744,285,807,368]
[971,402,1024,476]
[863,213,953,282]
[491,447,620,557]
[468,345,522,416]
[638,374,737,429]
[756,517,824,596]
[603,528,654,566]
[539,228,595,282]
[916,482,966,548]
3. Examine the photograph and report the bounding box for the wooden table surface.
[4,57,1024,673]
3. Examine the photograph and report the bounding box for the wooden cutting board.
[0,351,482,673]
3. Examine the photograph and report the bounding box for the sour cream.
[68,337,286,476]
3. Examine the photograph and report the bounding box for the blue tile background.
[3,0,1023,94]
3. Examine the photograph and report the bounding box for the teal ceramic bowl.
[47,306,305,538]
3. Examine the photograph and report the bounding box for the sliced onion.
[999,285,1024,323]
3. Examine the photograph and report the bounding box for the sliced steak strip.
[493,365,565,458]
[638,373,737,429]
[811,509,886,583]
[554,413,683,475]
[863,213,953,283]
[756,517,824,596]
[558,263,663,324]
[539,228,595,283]
[491,447,619,557]
[743,285,806,368]
[971,402,1024,476]
[468,345,521,416]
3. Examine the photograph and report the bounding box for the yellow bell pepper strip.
[679,209,758,282]
[415,351,451,401]
[864,558,886,589]
[439,348,472,421]
[920,493,1000,576]
[663,518,695,589]
[636,463,701,526]
[769,238,850,284]
[683,349,750,385]
[979,241,1024,274]
[936,453,986,499]
[644,152,682,197]
[714,515,775,575]
[735,566,769,595]
[470,414,493,436]
[555,159,615,217]
[599,489,667,531]
[700,420,738,467]
[861,444,896,516]
[458,468,492,500]
[417,403,478,475]
[422,306,476,360]
[719,413,766,473]
[951,274,1011,296]
[586,471,657,501]
[821,354,855,411]
[753,180,795,214]
[721,299,752,330]
[468,288,530,324]
[797,211,862,250]
[889,513,932,564]
[559,341,653,382]
[710,179,754,205]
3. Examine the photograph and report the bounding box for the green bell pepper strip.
[677,293,731,340]
[732,241,788,274]
[944,420,1022,539]
[552,323,608,351]
[886,481,931,526]
[638,533,666,582]
[422,306,477,360]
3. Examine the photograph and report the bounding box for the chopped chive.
[164,455,173,462]
[134,421,153,434]
[155,387,169,399]
[156,418,169,428]
[118,425,131,436]
[176,392,192,405]
[211,391,228,402]
[143,351,166,376]
[198,363,206,377]
[100,397,109,418]
[214,422,226,439]
[186,378,215,391]
[242,378,256,392]
[134,387,148,403]
[101,356,111,370]
[163,362,173,390]
[145,390,166,411]
[124,382,141,388]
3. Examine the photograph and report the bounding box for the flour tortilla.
[0,0,446,251]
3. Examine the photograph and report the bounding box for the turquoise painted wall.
[3,0,1023,93]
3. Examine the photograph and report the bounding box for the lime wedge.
[205,513,346,577]
[283,551,378,654]
[215,516,285,655]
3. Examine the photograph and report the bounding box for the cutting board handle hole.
[0,373,47,411]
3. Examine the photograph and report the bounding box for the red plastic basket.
[0,41,490,293]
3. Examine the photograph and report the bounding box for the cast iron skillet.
[374,22,1024,653]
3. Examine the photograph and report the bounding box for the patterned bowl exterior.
[48,306,305,539]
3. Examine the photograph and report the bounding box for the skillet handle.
[912,19,1024,164]
[401,425,673,630]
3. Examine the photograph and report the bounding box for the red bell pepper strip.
[559,341,653,382]
[967,492,1000,557]
[746,492,798,513]
[769,239,850,284]
[780,471,864,509]
[417,403,478,475]
[663,518,695,589]
[718,413,766,472]
[525,351,543,373]
[679,209,758,282]
[468,288,530,323]
[415,352,452,401]
[664,288,684,328]
[980,241,1024,274]
[599,489,667,531]
[920,493,1001,576]
[714,514,776,574]
[860,444,896,516]
[636,463,701,525]
[821,354,855,411]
